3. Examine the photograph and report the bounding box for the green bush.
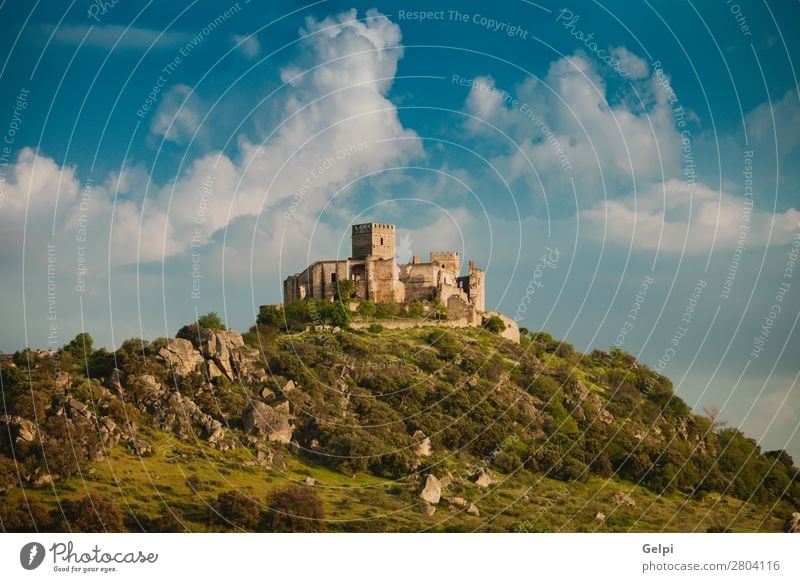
[264,484,325,532]
[210,490,261,530]
[65,493,124,532]
[197,312,225,330]
[483,316,506,334]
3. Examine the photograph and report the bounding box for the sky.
[0,0,798,458]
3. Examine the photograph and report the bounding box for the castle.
[283,223,486,323]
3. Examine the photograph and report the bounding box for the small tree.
[197,312,225,330]
[66,493,124,532]
[257,305,283,327]
[357,300,377,319]
[407,302,424,318]
[319,301,350,330]
[483,315,506,334]
[210,490,261,530]
[264,484,325,532]
[334,279,355,301]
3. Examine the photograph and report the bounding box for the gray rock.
[785,512,800,533]
[472,467,493,489]
[413,430,432,457]
[595,512,606,522]
[158,339,204,376]
[444,496,467,508]
[418,474,442,504]
[613,491,636,508]
[466,503,480,517]
[130,439,153,456]
[242,401,293,444]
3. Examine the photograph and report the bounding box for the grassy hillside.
[1,319,798,532]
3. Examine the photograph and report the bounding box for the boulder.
[129,439,153,456]
[595,512,606,522]
[613,491,636,508]
[444,496,467,508]
[55,372,71,390]
[158,339,204,376]
[422,503,437,517]
[413,430,432,457]
[785,512,800,533]
[1,415,39,445]
[106,368,126,396]
[304,476,316,486]
[242,401,293,444]
[260,387,275,399]
[466,503,480,517]
[472,467,493,489]
[418,474,442,504]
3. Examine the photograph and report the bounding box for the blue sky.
[0,0,799,457]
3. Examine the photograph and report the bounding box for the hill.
[1,311,799,532]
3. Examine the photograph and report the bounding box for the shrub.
[367,323,385,334]
[0,497,52,532]
[334,279,354,300]
[375,302,400,319]
[149,507,186,532]
[483,316,506,334]
[357,300,377,318]
[407,302,425,318]
[65,493,124,532]
[210,490,261,530]
[264,484,325,532]
[257,305,283,327]
[197,312,225,330]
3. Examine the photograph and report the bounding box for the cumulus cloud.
[581,179,800,252]
[150,84,202,145]
[463,49,799,251]
[232,33,260,58]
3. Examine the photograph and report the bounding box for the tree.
[334,279,355,301]
[257,305,283,327]
[210,490,261,530]
[197,312,225,330]
[357,300,376,318]
[483,315,506,334]
[407,302,425,318]
[63,332,93,356]
[703,406,728,431]
[65,493,124,532]
[264,484,325,532]
[319,301,350,330]
[0,497,52,532]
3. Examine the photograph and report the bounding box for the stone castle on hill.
[283,222,487,323]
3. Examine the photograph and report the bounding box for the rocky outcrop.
[613,491,636,508]
[1,415,39,446]
[158,339,204,376]
[418,474,442,504]
[785,513,800,533]
[129,439,153,456]
[413,430,432,457]
[128,374,232,450]
[242,401,293,444]
[472,467,494,489]
[196,328,262,382]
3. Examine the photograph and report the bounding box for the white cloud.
[581,178,800,251]
[232,33,260,58]
[611,47,649,80]
[48,24,187,50]
[150,84,202,145]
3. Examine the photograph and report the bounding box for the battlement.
[352,223,395,233]
[429,251,459,259]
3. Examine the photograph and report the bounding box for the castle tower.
[351,223,395,260]
[429,251,460,276]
